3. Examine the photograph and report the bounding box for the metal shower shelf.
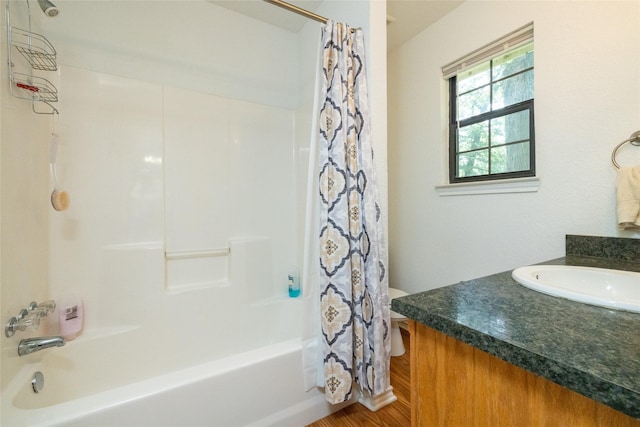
[10,72,58,103]
[10,27,57,71]
[5,0,59,114]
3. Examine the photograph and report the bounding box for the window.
[444,24,535,183]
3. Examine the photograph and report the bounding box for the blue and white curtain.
[317,21,390,404]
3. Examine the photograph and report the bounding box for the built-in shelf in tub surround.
[391,236,640,420]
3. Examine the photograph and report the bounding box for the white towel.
[616,165,640,230]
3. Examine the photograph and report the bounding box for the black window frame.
[448,60,536,184]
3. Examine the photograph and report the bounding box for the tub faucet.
[18,336,65,356]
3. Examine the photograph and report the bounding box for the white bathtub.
[3,336,350,427]
[2,296,351,426]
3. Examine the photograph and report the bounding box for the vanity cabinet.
[409,320,640,427]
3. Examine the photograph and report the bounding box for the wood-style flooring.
[307,329,411,427]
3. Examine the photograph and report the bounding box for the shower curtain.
[304,20,390,405]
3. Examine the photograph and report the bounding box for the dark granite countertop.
[391,246,640,419]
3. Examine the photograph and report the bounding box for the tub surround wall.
[391,235,640,420]
[42,1,302,109]
[49,64,298,304]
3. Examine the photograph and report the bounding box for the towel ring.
[611,130,640,169]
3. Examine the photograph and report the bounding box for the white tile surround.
[49,65,299,324]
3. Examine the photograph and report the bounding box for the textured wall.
[388,1,640,294]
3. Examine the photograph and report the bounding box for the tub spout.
[18,336,65,356]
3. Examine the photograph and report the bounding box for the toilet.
[388,287,408,357]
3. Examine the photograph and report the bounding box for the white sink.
[512,265,640,313]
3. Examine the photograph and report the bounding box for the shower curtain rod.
[262,0,328,25]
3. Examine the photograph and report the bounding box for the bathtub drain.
[32,371,44,393]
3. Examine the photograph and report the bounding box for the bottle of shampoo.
[288,269,300,298]
[58,295,83,340]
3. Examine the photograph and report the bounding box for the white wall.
[388,1,640,294]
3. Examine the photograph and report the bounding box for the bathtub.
[2,296,351,426]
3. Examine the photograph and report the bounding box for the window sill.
[435,177,540,196]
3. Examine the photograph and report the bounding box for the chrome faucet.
[18,336,65,356]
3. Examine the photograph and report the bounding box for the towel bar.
[611,130,640,169]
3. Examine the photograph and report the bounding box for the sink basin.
[512,265,640,313]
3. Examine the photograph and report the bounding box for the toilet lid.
[389,287,408,320]
[390,310,407,320]
[388,287,408,299]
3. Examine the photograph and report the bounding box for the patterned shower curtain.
[317,21,390,404]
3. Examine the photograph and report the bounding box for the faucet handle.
[5,313,41,337]
[32,300,56,317]
[18,314,42,331]
[5,300,56,337]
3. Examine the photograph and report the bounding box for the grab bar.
[611,130,640,169]
[165,248,230,260]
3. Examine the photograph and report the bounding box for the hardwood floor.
[307,329,411,427]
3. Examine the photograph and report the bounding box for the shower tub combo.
[0,0,370,425]
[4,293,348,427]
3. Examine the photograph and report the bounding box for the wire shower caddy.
[5,0,59,114]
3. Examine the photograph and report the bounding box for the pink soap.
[58,296,83,340]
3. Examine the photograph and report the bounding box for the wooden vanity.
[391,237,640,426]
[409,321,639,426]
